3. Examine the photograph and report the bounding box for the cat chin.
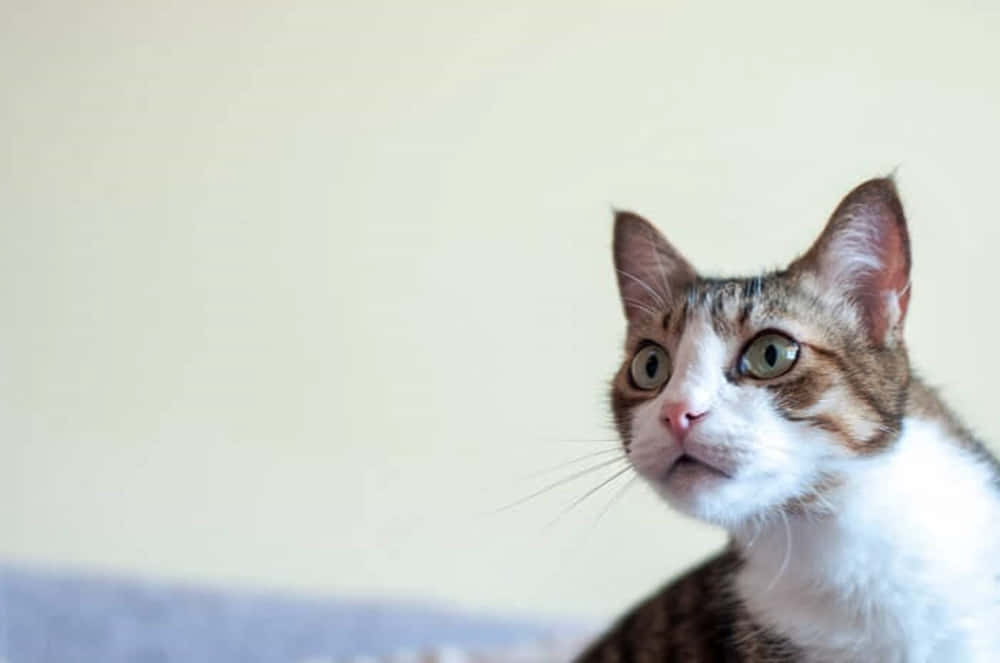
[650,468,789,529]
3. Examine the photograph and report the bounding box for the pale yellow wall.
[3,0,1000,620]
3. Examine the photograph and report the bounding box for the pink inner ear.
[791,178,912,343]
[862,221,910,341]
[884,222,910,312]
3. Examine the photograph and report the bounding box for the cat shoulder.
[575,550,796,662]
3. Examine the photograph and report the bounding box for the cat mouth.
[666,453,732,480]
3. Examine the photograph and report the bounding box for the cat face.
[611,179,912,528]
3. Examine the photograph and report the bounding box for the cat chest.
[737,544,1000,663]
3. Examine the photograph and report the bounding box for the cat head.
[610,178,912,528]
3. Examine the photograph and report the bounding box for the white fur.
[736,418,1000,663]
[628,315,844,527]
[627,319,1000,661]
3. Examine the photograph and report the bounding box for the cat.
[575,177,1000,662]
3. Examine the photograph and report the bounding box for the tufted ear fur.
[789,178,911,344]
[613,211,697,324]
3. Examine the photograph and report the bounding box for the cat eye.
[739,332,799,379]
[630,344,671,390]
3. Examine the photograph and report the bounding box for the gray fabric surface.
[0,564,584,663]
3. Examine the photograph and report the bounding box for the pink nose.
[660,401,709,442]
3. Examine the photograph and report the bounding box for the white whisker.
[616,268,667,307]
[594,473,640,526]
[496,456,629,512]
[623,298,659,317]
[640,228,673,301]
[546,464,634,528]
[524,448,624,479]
[766,510,793,592]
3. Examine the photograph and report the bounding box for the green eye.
[739,332,799,379]
[630,344,671,390]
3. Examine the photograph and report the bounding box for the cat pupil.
[646,354,659,377]
[764,344,777,366]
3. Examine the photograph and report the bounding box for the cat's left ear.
[613,211,696,324]
[789,177,911,344]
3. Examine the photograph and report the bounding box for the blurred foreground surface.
[0,564,591,662]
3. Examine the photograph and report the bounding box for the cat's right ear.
[613,211,696,324]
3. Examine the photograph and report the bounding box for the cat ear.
[613,211,696,323]
[789,177,911,343]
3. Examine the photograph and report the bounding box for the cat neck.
[732,382,1000,663]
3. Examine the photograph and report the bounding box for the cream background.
[3,0,1000,620]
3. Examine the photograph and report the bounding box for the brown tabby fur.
[576,178,994,661]
[578,549,798,662]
